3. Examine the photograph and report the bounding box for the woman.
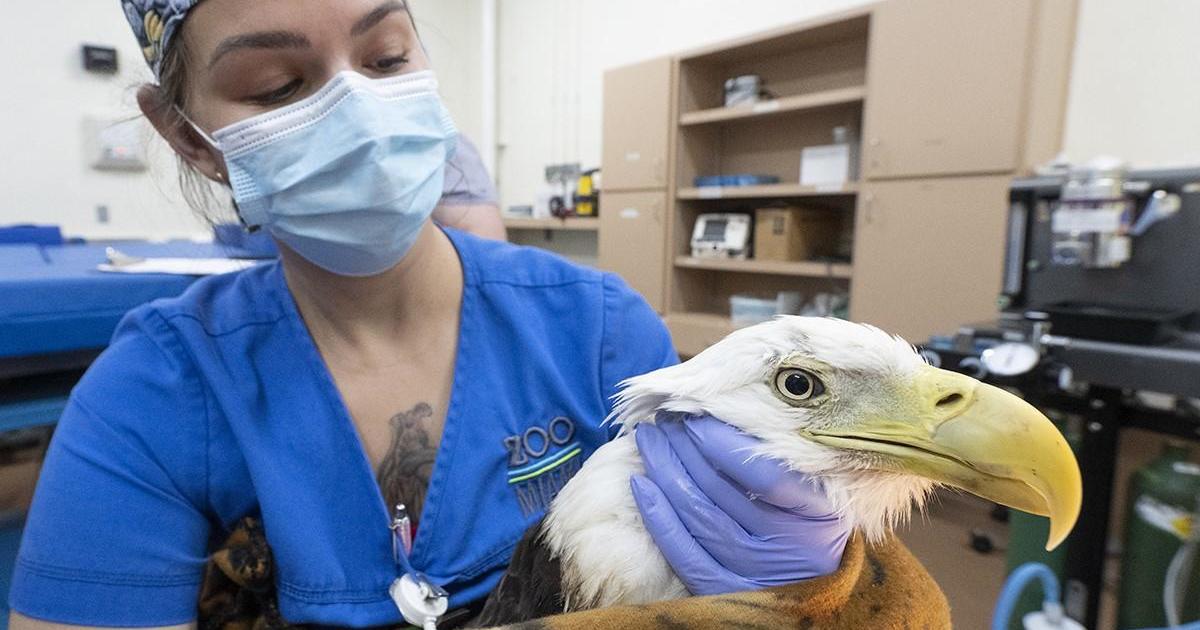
[436,135,506,241]
[9,1,849,627]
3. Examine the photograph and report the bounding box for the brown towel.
[197,518,289,630]
[483,533,951,630]
[198,518,951,630]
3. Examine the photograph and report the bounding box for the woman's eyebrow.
[208,31,311,69]
[351,1,409,37]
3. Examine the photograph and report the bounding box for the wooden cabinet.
[861,0,1036,179]
[599,191,668,312]
[600,57,675,311]
[601,58,674,191]
[593,1,1075,354]
[849,175,1013,341]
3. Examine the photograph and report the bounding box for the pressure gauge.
[981,343,1041,377]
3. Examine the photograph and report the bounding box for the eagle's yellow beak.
[806,366,1081,550]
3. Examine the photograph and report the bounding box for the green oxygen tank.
[1004,413,1082,630]
[1117,441,1200,630]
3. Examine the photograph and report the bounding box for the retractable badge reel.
[390,504,448,630]
[390,572,448,630]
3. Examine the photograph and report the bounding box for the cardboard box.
[753,207,841,262]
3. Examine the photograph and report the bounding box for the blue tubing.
[992,562,1061,630]
[993,562,1200,630]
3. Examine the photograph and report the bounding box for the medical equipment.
[1118,442,1200,629]
[923,165,1200,629]
[1048,160,1185,270]
[994,562,1200,630]
[690,213,751,259]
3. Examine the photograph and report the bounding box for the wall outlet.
[96,204,110,224]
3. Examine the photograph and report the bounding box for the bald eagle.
[473,317,1081,624]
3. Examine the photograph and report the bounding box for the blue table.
[0,241,270,375]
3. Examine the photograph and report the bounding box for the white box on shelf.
[800,143,851,186]
[800,126,858,187]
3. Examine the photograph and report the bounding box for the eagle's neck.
[542,430,936,610]
[542,434,689,609]
[820,471,936,543]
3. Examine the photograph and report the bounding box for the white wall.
[4,1,1197,239]
[0,0,484,240]
[1061,0,1200,167]
[411,0,487,146]
[495,0,874,210]
[496,0,1200,210]
[0,3,204,240]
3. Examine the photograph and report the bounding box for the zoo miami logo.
[503,416,583,516]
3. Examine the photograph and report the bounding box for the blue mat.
[0,241,270,360]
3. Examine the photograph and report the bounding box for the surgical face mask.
[185,70,458,276]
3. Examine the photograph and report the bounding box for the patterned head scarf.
[121,0,202,78]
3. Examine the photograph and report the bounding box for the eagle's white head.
[609,316,1081,549]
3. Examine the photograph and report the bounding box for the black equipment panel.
[1005,168,1200,322]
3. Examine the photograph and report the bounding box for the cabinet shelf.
[675,256,852,279]
[676,182,858,200]
[665,311,738,330]
[502,217,600,231]
[664,312,740,357]
[679,86,866,126]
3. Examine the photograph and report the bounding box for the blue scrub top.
[9,228,677,626]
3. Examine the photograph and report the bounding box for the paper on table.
[98,258,261,276]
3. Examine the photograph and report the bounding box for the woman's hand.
[630,415,851,595]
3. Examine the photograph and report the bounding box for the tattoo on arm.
[376,402,438,522]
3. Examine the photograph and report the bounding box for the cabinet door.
[849,176,1011,342]
[602,58,673,191]
[598,191,667,312]
[862,0,1034,179]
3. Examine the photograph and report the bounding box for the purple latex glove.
[630,415,851,595]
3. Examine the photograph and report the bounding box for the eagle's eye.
[775,368,825,402]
